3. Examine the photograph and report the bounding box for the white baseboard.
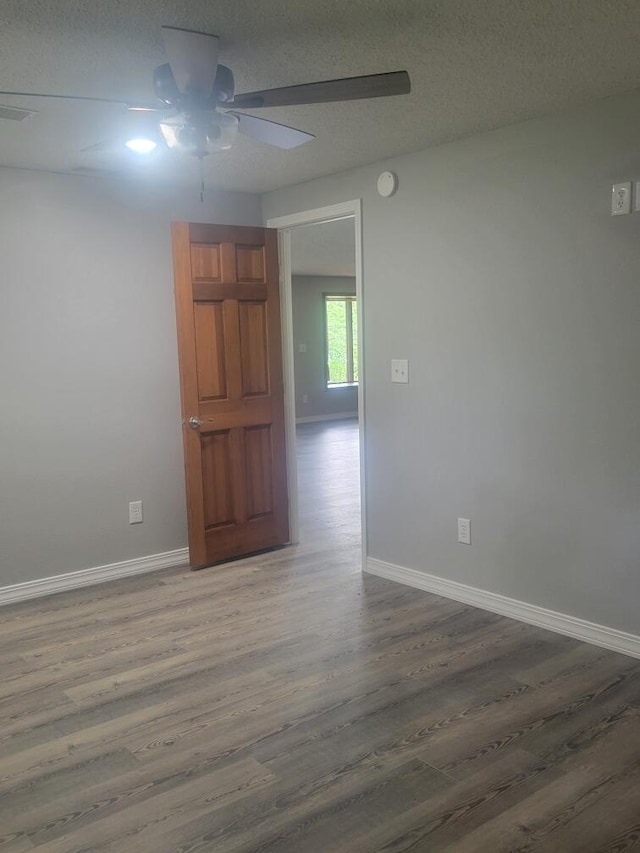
[296,411,358,424]
[0,548,190,608]
[365,558,640,660]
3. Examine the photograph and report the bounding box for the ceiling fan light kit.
[160,110,238,157]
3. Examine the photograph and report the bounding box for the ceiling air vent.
[0,104,37,121]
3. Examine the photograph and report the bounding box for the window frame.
[323,292,358,389]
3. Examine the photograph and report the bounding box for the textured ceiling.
[291,219,355,278]
[2,1,640,193]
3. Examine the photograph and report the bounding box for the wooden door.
[172,222,289,568]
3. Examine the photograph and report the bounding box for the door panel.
[190,243,222,281]
[245,425,274,519]
[201,431,234,529]
[172,222,289,568]
[194,302,227,401]
[236,244,265,282]
[239,301,269,396]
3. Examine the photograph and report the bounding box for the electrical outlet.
[612,182,631,216]
[391,359,409,383]
[129,500,143,524]
[457,517,471,545]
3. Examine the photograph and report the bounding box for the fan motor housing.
[153,62,234,106]
[213,65,234,103]
[153,63,180,105]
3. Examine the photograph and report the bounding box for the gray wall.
[292,275,358,420]
[0,168,261,586]
[263,88,640,635]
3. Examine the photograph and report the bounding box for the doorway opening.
[267,201,366,571]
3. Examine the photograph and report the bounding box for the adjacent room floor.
[295,417,361,545]
[2,418,640,851]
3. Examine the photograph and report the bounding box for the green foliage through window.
[325,295,358,385]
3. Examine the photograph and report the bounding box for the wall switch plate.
[302,393,309,404]
[391,359,409,383]
[612,182,631,215]
[129,500,143,524]
[457,517,471,545]
[299,343,307,353]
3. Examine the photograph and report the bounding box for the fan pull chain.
[199,156,205,204]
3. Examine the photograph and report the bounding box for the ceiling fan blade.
[161,26,219,98]
[230,112,314,149]
[126,103,168,113]
[0,90,130,106]
[231,70,410,109]
[81,139,113,154]
[81,134,167,155]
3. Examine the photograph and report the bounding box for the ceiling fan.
[0,26,411,159]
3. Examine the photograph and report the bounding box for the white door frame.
[267,200,366,571]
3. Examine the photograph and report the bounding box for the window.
[325,294,358,387]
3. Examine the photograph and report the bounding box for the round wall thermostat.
[376,171,398,197]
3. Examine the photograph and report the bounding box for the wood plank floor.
[2,418,640,852]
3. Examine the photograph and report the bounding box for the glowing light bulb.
[125,138,157,154]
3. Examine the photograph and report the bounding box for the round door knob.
[189,416,202,429]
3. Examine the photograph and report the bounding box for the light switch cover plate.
[391,359,409,383]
